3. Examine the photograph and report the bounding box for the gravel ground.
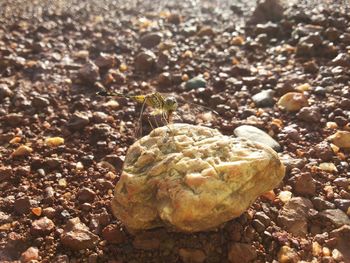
[0,0,350,262]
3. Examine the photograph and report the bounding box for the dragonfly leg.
[154,115,159,128]
[147,116,155,131]
[136,100,147,138]
[162,112,173,135]
[162,112,169,125]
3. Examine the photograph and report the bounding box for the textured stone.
[112,124,285,232]
[294,173,316,196]
[249,0,284,24]
[20,247,39,263]
[315,209,350,228]
[78,61,99,84]
[312,197,336,211]
[30,217,55,236]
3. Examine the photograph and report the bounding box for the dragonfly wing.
[150,109,164,116]
[160,92,217,125]
[160,92,218,114]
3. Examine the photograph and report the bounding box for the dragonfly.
[97,90,178,136]
[97,89,217,137]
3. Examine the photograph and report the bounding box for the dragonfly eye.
[164,97,178,111]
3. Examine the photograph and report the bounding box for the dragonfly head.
[164,96,178,112]
[96,90,109,96]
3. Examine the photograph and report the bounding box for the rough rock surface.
[315,209,350,228]
[78,61,99,84]
[60,217,99,250]
[20,247,39,263]
[112,124,285,232]
[277,197,313,237]
[330,225,350,262]
[30,216,55,236]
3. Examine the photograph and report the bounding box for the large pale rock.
[111,124,285,232]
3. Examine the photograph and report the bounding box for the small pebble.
[31,216,55,236]
[45,137,64,147]
[297,106,321,122]
[78,61,99,84]
[14,197,31,214]
[77,187,96,203]
[67,112,90,131]
[134,51,156,72]
[294,173,316,196]
[319,163,338,172]
[20,247,39,263]
[11,145,32,157]
[327,131,350,148]
[0,84,13,100]
[140,32,162,49]
[278,191,292,203]
[185,76,207,89]
[277,246,300,263]
[61,217,99,250]
[252,89,275,107]
[277,92,308,112]
[102,224,127,244]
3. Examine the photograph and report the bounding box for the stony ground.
[0,0,350,262]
